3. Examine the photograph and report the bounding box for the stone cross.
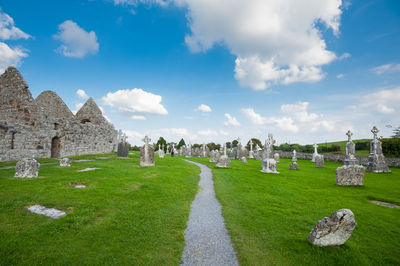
[292,149,297,161]
[158,144,161,150]
[371,126,379,140]
[143,136,151,146]
[346,130,353,142]
[249,140,253,151]
[314,143,318,153]
[224,144,227,156]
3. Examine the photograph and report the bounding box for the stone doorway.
[51,136,61,158]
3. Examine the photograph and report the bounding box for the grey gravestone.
[186,144,192,158]
[274,152,280,163]
[59,158,72,167]
[289,150,298,170]
[366,126,390,173]
[117,133,130,157]
[307,209,357,247]
[27,205,66,219]
[248,140,254,159]
[312,143,318,162]
[15,158,40,178]
[241,156,247,163]
[216,145,230,168]
[336,130,365,186]
[140,136,155,167]
[260,133,279,174]
[315,154,324,168]
[209,150,218,163]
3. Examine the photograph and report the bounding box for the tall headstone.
[140,136,154,167]
[158,144,165,158]
[186,144,192,158]
[216,144,230,168]
[115,129,123,152]
[315,154,324,168]
[15,158,40,178]
[260,133,279,174]
[366,126,390,173]
[336,130,365,186]
[289,150,298,170]
[117,133,130,157]
[312,143,318,162]
[248,140,254,159]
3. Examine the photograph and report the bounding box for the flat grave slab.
[76,168,100,172]
[27,205,66,219]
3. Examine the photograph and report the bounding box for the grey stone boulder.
[14,158,40,178]
[307,209,357,246]
[59,158,72,167]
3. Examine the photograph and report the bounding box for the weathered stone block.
[140,145,154,167]
[315,154,324,168]
[260,158,279,174]
[117,142,130,157]
[59,158,71,167]
[216,155,230,168]
[14,158,40,178]
[336,165,365,186]
[307,209,357,246]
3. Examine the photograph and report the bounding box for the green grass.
[0,152,199,265]
[317,139,372,156]
[187,157,400,265]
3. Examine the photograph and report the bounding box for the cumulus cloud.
[102,88,168,115]
[355,87,400,114]
[280,101,320,122]
[372,64,400,75]
[241,108,299,132]
[124,130,144,142]
[0,42,28,73]
[198,129,218,136]
[0,10,31,40]
[224,113,240,127]
[53,20,99,58]
[177,0,342,90]
[338,52,351,60]
[76,89,89,100]
[196,104,212,112]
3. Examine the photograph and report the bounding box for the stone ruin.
[216,144,230,168]
[289,150,298,170]
[14,158,40,178]
[117,133,130,157]
[140,136,155,167]
[307,209,357,247]
[366,126,390,173]
[260,133,279,174]
[0,67,117,162]
[336,130,365,186]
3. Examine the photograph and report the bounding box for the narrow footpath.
[181,160,238,266]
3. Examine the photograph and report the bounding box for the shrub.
[356,141,370,150]
[381,138,400,158]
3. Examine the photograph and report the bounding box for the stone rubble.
[59,158,72,167]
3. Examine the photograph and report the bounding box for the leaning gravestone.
[307,209,357,246]
[315,154,324,168]
[140,136,155,167]
[289,150,299,170]
[59,158,72,167]
[260,133,279,174]
[336,130,365,186]
[366,126,390,173]
[15,158,40,178]
[216,145,230,168]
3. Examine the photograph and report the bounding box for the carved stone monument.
[260,133,279,174]
[315,154,324,168]
[158,144,165,158]
[366,126,390,173]
[248,140,254,159]
[140,136,154,167]
[336,130,365,186]
[216,144,230,168]
[117,133,130,157]
[15,158,40,178]
[312,143,318,162]
[289,150,298,170]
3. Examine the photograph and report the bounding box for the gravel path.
[182,160,238,266]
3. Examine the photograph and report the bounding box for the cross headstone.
[143,136,151,146]
[314,143,318,153]
[371,126,379,140]
[346,130,353,142]
[249,140,253,151]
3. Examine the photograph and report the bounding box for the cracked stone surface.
[181,160,238,266]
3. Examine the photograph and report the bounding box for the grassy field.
[317,139,372,156]
[0,152,199,265]
[187,156,400,265]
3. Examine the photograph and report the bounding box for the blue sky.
[1,0,399,145]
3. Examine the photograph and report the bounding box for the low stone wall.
[276,151,400,167]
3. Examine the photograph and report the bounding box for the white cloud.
[196,104,212,112]
[0,10,31,40]
[177,0,342,90]
[337,73,344,79]
[224,113,240,127]
[356,87,400,114]
[241,108,267,125]
[131,115,146,120]
[338,53,351,60]
[241,108,299,133]
[198,129,218,136]
[280,101,320,122]
[219,130,228,136]
[0,42,28,73]
[76,89,89,100]
[124,130,144,142]
[53,20,99,58]
[102,88,168,115]
[372,64,400,75]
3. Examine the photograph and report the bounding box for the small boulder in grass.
[59,158,72,167]
[307,209,357,246]
[15,158,40,178]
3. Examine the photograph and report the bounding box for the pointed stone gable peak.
[0,66,32,102]
[36,91,75,120]
[75,97,107,125]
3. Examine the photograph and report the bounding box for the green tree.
[155,137,167,152]
[232,140,239,148]
[226,142,232,148]
[177,138,186,149]
[246,138,262,150]
[207,142,221,151]
[392,126,400,138]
